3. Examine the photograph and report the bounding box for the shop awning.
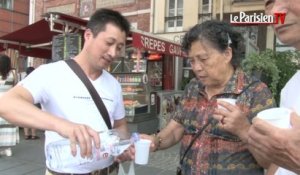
[0,12,184,59]
[0,12,87,58]
[131,30,185,57]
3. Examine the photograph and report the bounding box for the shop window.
[198,0,212,23]
[0,0,13,10]
[181,58,195,90]
[165,0,183,32]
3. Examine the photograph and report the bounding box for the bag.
[118,161,135,175]
[176,166,182,175]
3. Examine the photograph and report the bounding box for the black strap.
[232,80,260,98]
[65,59,112,129]
[179,118,213,165]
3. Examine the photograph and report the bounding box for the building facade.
[34,0,151,32]
[0,0,29,37]
[31,0,277,54]
[32,0,276,89]
[0,0,30,71]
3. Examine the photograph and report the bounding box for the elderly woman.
[142,20,276,175]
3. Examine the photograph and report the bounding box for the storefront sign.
[96,0,134,8]
[46,4,75,14]
[132,32,184,57]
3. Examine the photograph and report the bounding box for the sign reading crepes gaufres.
[132,32,185,57]
[96,0,135,8]
[47,4,75,14]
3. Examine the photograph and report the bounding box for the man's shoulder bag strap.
[65,59,112,129]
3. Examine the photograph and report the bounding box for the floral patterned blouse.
[173,68,276,175]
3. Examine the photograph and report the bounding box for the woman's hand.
[213,100,251,142]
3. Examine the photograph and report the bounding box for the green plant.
[242,49,300,104]
[273,50,300,102]
[242,49,280,99]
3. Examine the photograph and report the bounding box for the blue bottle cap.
[131,132,140,142]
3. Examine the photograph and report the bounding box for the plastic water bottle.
[111,132,139,156]
[46,130,139,169]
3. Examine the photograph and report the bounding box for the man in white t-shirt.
[0,8,132,174]
[248,0,300,175]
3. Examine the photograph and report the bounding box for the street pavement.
[0,129,179,175]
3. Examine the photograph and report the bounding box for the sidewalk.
[0,129,179,175]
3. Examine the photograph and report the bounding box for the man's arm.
[113,118,129,139]
[0,85,100,158]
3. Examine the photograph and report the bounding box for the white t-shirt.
[19,60,125,173]
[275,70,300,175]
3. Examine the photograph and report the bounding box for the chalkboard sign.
[65,33,82,59]
[52,33,82,61]
[52,34,65,62]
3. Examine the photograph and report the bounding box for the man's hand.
[114,145,135,162]
[56,121,100,158]
[248,112,300,173]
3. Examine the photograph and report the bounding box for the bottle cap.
[131,132,140,142]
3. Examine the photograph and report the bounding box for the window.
[202,0,211,13]
[198,0,212,23]
[0,0,13,10]
[165,0,183,32]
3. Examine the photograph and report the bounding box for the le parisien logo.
[230,12,286,25]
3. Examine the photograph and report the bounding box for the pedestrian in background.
[0,54,19,156]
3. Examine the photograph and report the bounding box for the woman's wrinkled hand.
[213,100,250,142]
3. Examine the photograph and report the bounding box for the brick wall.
[0,1,29,36]
[34,0,151,32]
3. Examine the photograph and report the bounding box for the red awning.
[0,12,87,59]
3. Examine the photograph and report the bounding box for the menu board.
[52,35,65,62]
[52,33,82,61]
[65,33,82,59]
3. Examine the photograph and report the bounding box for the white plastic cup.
[256,107,291,128]
[217,98,237,110]
[134,139,151,165]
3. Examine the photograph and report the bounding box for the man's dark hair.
[87,8,130,37]
[26,67,35,75]
[0,54,12,80]
[182,20,245,68]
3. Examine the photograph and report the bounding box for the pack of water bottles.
[46,130,139,170]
